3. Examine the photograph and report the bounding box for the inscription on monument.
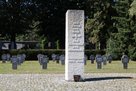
[68,15,84,52]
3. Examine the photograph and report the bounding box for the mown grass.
[85,61,136,73]
[0,60,136,74]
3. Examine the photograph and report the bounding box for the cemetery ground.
[0,60,136,91]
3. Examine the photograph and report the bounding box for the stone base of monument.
[73,75,84,82]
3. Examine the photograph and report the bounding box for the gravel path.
[0,73,136,91]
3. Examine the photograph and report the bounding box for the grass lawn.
[0,60,136,74]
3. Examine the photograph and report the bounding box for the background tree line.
[0,0,136,60]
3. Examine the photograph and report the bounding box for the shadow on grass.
[84,76,133,82]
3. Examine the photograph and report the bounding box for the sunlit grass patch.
[0,60,136,74]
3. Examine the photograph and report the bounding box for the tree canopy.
[0,0,136,59]
[0,0,35,49]
[129,0,136,16]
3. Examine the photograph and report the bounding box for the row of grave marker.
[86,54,129,69]
[1,53,112,64]
[12,54,26,69]
[50,54,129,69]
[9,54,26,69]
[37,54,49,69]
[1,53,26,62]
[0,53,129,69]
[1,53,11,63]
[37,54,65,69]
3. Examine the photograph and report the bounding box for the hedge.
[0,49,105,60]
[0,49,135,60]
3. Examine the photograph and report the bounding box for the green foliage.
[106,0,136,59]
[6,49,65,60]
[128,45,136,60]
[41,37,47,49]
[85,0,136,60]
[85,0,115,49]
[33,0,86,48]
[16,21,41,41]
[0,0,35,49]
[0,49,106,60]
[0,0,33,35]
[0,49,135,60]
[129,0,136,16]
[106,35,122,60]
[0,0,136,59]
[85,49,106,57]
[56,40,60,50]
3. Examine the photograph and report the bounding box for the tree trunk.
[10,33,17,49]
[95,41,100,50]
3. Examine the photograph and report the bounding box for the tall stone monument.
[65,10,84,81]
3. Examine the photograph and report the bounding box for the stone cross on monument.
[65,10,84,81]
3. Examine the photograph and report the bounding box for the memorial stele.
[65,10,84,81]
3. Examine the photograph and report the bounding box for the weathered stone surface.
[65,10,84,81]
